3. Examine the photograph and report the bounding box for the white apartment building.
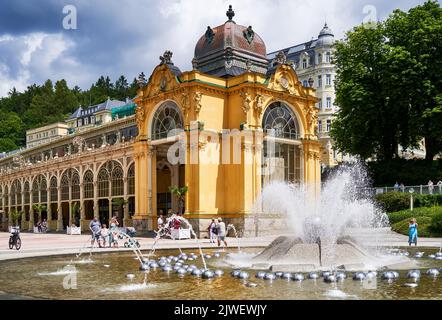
[268,23,352,167]
[26,122,68,149]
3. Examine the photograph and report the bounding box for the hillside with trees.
[0,75,138,152]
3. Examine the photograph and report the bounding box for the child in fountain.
[99,224,109,248]
[408,218,418,246]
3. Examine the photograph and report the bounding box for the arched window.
[11,180,20,206]
[262,102,300,140]
[128,163,135,195]
[50,177,58,202]
[40,178,47,203]
[61,174,70,201]
[98,167,110,198]
[83,171,94,199]
[31,175,47,204]
[318,53,322,64]
[151,101,183,140]
[302,80,308,87]
[71,172,80,200]
[24,182,30,204]
[32,179,39,203]
[111,165,124,196]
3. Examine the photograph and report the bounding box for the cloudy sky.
[0,0,429,97]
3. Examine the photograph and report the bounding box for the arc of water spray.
[227,224,241,252]
[147,224,183,259]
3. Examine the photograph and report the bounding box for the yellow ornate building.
[131,6,321,235]
[0,6,321,237]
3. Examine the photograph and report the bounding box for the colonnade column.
[123,177,129,227]
[93,182,99,219]
[56,186,63,231]
[46,187,52,229]
[132,140,150,232]
[28,191,33,231]
[108,197,112,223]
[79,182,85,230]
[21,191,26,230]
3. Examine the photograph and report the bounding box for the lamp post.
[409,188,414,211]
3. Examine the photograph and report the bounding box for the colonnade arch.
[0,158,136,231]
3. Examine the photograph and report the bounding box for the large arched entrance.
[149,101,186,218]
[262,101,304,187]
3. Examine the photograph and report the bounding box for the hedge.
[389,206,442,237]
[391,216,434,237]
[375,192,442,213]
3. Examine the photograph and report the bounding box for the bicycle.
[9,226,21,250]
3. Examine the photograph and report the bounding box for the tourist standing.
[428,180,434,195]
[216,218,227,249]
[99,224,109,248]
[208,219,217,243]
[393,181,400,192]
[437,180,442,194]
[400,182,405,193]
[109,216,119,248]
[89,217,101,247]
[157,215,164,230]
[41,219,47,233]
[408,218,418,246]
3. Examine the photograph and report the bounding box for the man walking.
[89,216,101,247]
[216,218,227,249]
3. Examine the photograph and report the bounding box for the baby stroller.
[123,227,140,248]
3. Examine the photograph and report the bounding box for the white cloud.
[0,0,427,97]
[0,32,85,96]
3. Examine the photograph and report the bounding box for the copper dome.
[193,5,268,77]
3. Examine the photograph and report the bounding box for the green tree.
[331,23,403,160]
[32,204,47,222]
[385,0,442,161]
[53,79,79,117]
[10,209,21,226]
[0,112,24,151]
[332,1,442,161]
[115,75,129,100]
[169,186,188,214]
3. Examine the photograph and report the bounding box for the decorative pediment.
[141,63,181,98]
[266,64,306,97]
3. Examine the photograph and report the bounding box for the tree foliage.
[331,1,442,161]
[0,75,139,152]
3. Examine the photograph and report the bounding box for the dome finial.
[226,5,235,22]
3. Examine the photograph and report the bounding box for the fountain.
[231,163,411,272]
[148,214,208,270]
